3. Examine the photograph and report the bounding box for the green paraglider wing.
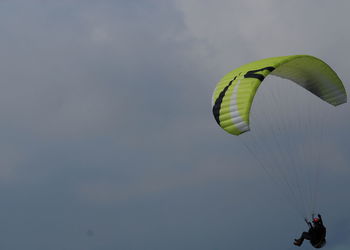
[212,55,347,135]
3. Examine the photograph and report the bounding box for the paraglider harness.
[294,214,326,248]
[305,217,326,248]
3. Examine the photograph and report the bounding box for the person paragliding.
[293,214,326,248]
[211,55,346,247]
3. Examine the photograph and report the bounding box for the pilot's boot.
[294,238,303,247]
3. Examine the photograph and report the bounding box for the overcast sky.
[0,1,349,250]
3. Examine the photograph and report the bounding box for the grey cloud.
[0,1,349,250]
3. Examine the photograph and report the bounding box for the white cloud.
[174,0,350,75]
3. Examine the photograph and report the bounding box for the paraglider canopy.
[212,55,347,135]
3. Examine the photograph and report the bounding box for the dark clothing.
[295,214,326,248]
